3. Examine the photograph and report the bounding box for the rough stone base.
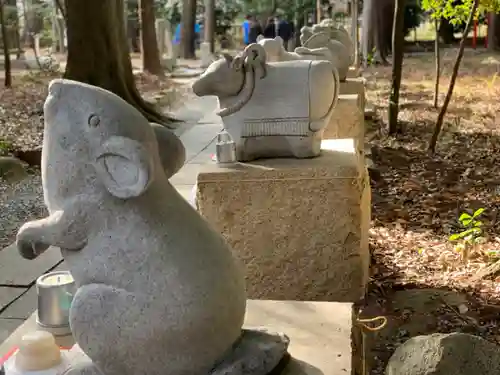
[64,329,290,375]
[196,139,371,302]
[346,66,361,78]
[200,42,214,68]
[1,300,355,375]
[325,94,364,144]
[340,77,366,112]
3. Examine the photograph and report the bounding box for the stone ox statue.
[192,44,339,162]
[16,79,289,375]
[298,29,350,81]
[256,34,348,81]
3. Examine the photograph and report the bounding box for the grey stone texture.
[386,333,500,375]
[196,139,371,302]
[15,79,250,375]
[192,44,339,162]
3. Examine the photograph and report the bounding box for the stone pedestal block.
[1,301,357,375]
[347,66,361,78]
[155,19,166,57]
[324,94,364,145]
[200,42,213,68]
[340,77,366,112]
[196,139,370,302]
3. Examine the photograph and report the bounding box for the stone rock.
[200,42,215,68]
[16,79,251,375]
[65,329,290,375]
[386,333,500,375]
[211,329,290,375]
[196,139,370,302]
[161,57,176,72]
[0,156,28,182]
[192,44,339,162]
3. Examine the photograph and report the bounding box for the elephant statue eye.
[88,114,100,128]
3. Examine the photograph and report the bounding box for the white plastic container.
[2,332,71,375]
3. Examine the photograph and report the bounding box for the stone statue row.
[192,18,356,162]
[13,18,356,375]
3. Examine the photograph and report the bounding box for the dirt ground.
[360,49,500,374]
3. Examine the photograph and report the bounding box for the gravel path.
[0,172,46,248]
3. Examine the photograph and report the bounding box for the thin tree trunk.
[54,0,65,19]
[429,0,479,153]
[0,1,12,88]
[387,0,406,134]
[64,0,178,127]
[433,18,440,108]
[5,0,21,59]
[139,0,163,76]
[204,0,215,53]
[351,0,359,68]
[180,0,196,59]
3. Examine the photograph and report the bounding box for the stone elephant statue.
[298,30,350,81]
[257,35,334,64]
[192,44,339,162]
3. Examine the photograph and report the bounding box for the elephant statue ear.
[94,136,154,199]
[275,36,284,44]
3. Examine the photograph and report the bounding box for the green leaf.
[473,208,485,218]
[449,227,482,241]
[473,221,483,227]
[459,213,472,221]
[461,218,472,227]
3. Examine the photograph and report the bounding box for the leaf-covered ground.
[0,70,184,152]
[0,69,188,247]
[363,50,500,374]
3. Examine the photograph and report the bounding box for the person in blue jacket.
[173,22,201,46]
[242,15,251,45]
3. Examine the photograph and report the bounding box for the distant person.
[173,22,202,46]
[248,16,263,44]
[263,16,276,39]
[242,15,251,45]
[276,16,293,50]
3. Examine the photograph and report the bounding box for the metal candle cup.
[36,271,76,336]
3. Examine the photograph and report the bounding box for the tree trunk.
[180,0,196,59]
[361,0,394,66]
[139,0,163,75]
[351,0,359,68]
[204,0,215,53]
[0,1,12,88]
[433,18,440,108]
[488,12,500,50]
[438,18,456,44]
[361,0,374,66]
[64,0,177,127]
[5,0,21,58]
[387,0,406,134]
[429,0,479,153]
